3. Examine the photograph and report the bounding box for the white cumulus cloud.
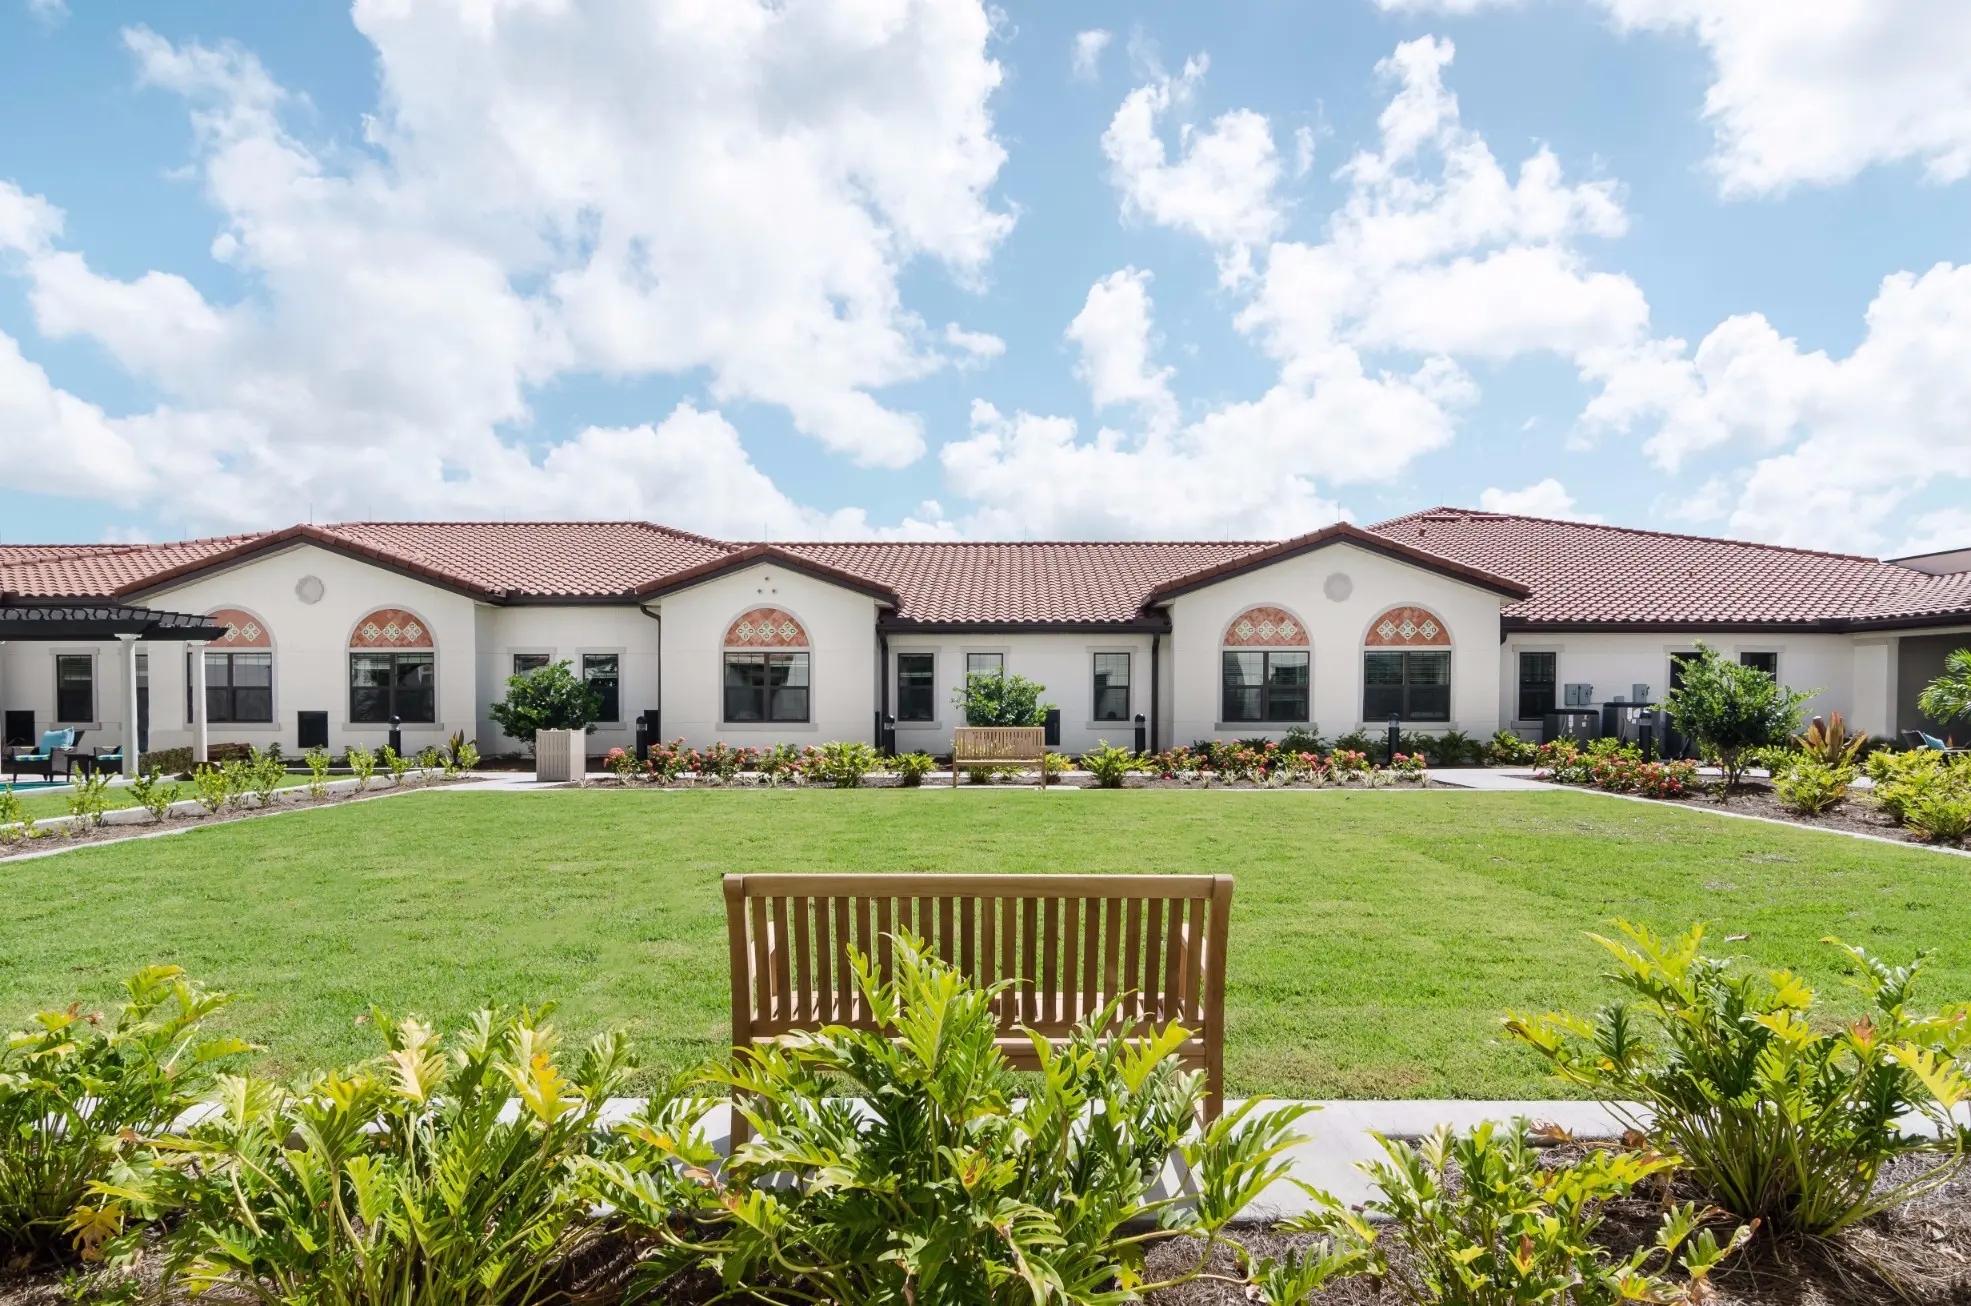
[1071,29,1111,81]
[1065,267,1177,430]
[1479,478,1599,521]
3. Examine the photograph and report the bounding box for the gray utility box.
[534,728,585,782]
[1542,710,1602,744]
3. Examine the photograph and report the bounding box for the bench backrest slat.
[951,726,1047,762]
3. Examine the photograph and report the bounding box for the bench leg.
[1204,1047,1225,1122]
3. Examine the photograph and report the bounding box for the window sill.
[342,722,448,731]
[718,721,819,733]
[1212,722,1311,732]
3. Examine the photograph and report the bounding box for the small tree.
[953,670,1051,726]
[1917,647,1971,731]
[487,660,601,751]
[1663,642,1815,798]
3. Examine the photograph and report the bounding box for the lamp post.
[117,633,139,774]
[189,640,209,765]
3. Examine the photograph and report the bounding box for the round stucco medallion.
[295,575,326,605]
[1323,572,1354,602]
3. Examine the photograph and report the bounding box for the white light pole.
[189,640,209,765]
[117,633,140,774]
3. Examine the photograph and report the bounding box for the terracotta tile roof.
[313,522,734,598]
[0,535,265,599]
[1850,571,1971,623]
[1363,509,1939,626]
[780,541,1267,624]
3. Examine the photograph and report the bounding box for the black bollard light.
[388,715,402,757]
[1133,713,1147,754]
[1387,713,1401,764]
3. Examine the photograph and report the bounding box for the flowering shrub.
[1537,739,1697,798]
[644,737,691,782]
[604,746,640,783]
[1328,748,1370,777]
[756,742,813,785]
[1388,751,1428,781]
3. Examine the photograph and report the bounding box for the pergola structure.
[0,597,231,772]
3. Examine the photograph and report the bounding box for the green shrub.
[1331,728,1379,760]
[953,669,1052,727]
[1082,741,1139,788]
[605,745,642,783]
[303,746,332,798]
[0,784,24,835]
[138,746,194,776]
[105,1008,634,1304]
[1277,725,1327,754]
[487,660,601,748]
[1041,749,1071,778]
[812,739,880,788]
[248,747,285,807]
[1865,748,1960,825]
[1904,791,1971,842]
[591,935,1314,1305]
[192,764,230,815]
[122,770,173,823]
[889,751,936,786]
[1663,642,1816,796]
[1285,1120,1747,1305]
[1,967,246,1266]
[218,758,254,810]
[1427,729,1481,766]
[1485,729,1538,765]
[1506,922,1971,1238]
[66,773,112,827]
[1772,757,1853,815]
[1916,646,1971,727]
[380,744,412,785]
[347,745,377,791]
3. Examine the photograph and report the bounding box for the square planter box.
[534,729,585,782]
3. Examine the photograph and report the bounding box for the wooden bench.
[951,725,1051,788]
[722,873,1233,1140]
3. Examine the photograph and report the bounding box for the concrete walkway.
[1420,767,1551,791]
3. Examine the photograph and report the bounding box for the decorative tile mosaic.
[724,606,809,648]
[1363,605,1451,647]
[348,607,433,649]
[1221,605,1307,647]
[207,607,272,648]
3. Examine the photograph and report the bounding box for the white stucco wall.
[651,563,882,748]
[141,542,479,755]
[1163,541,1511,745]
[1496,631,1859,738]
[887,631,1160,756]
[0,636,135,751]
[473,605,662,754]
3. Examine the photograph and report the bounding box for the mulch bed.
[0,776,464,860]
[1538,776,1966,850]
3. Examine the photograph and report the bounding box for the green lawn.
[6,772,316,821]
[1,788,1964,1098]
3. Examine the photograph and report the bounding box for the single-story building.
[2,508,1967,764]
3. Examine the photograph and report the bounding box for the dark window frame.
[895,652,936,723]
[54,653,94,724]
[512,652,550,677]
[964,651,1005,680]
[1362,650,1452,723]
[582,653,621,723]
[1739,651,1779,680]
[1092,652,1131,722]
[349,651,436,725]
[1516,650,1557,721]
[1220,649,1310,724]
[186,650,275,724]
[723,651,811,724]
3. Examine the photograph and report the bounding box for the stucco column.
[189,640,209,764]
[117,634,140,773]
[1850,638,1896,741]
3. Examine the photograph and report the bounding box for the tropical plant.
[589,935,1316,1306]
[303,746,333,798]
[442,730,477,773]
[1427,729,1481,767]
[1796,711,1867,768]
[811,739,880,788]
[487,660,602,750]
[1485,729,1538,765]
[1284,1120,1748,1306]
[1772,757,1853,815]
[66,772,112,827]
[1041,749,1072,778]
[97,1007,636,1305]
[347,744,378,791]
[1903,791,1971,842]
[889,751,936,787]
[381,744,412,785]
[1916,646,1971,726]
[1505,922,1971,1239]
[1662,643,1816,797]
[1,967,247,1267]
[192,764,230,815]
[953,670,1051,727]
[1082,741,1140,788]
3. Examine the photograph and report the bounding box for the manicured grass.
[1,788,1965,1098]
[6,772,316,821]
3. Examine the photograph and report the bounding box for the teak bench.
[722,873,1233,1140]
[950,725,1051,788]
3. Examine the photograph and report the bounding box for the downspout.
[1150,632,1161,753]
[877,621,889,747]
[639,602,662,739]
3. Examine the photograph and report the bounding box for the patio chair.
[7,729,76,784]
[1904,729,1967,757]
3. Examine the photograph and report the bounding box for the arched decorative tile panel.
[1364,606,1450,647]
[725,607,809,648]
[208,607,272,648]
[349,608,434,649]
[1222,606,1308,647]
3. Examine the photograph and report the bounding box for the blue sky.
[1,0,1967,555]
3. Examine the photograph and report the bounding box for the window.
[512,653,550,677]
[187,651,273,723]
[350,652,436,724]
[1092,652,1131,721]
[965,652,1004,679]
[1363,651,1451,722]
[1669,651,1703,694]
[896,653,936,722]
[1221,651,1309,723]
[1517,651,1557,720]
[55,654,93,723]
[1739,651,1778,679]
[582,654,620,722]
[724,651,810,722]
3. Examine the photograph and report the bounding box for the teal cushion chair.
[7,729,75,783]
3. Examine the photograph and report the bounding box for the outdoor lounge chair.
[7,729,76,784]
[1903,729,1967,757]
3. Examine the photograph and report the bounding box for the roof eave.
[632,544,899,605]
[879,616,1172,635]
[1148,523,1531,602]
[116,526,506,604]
